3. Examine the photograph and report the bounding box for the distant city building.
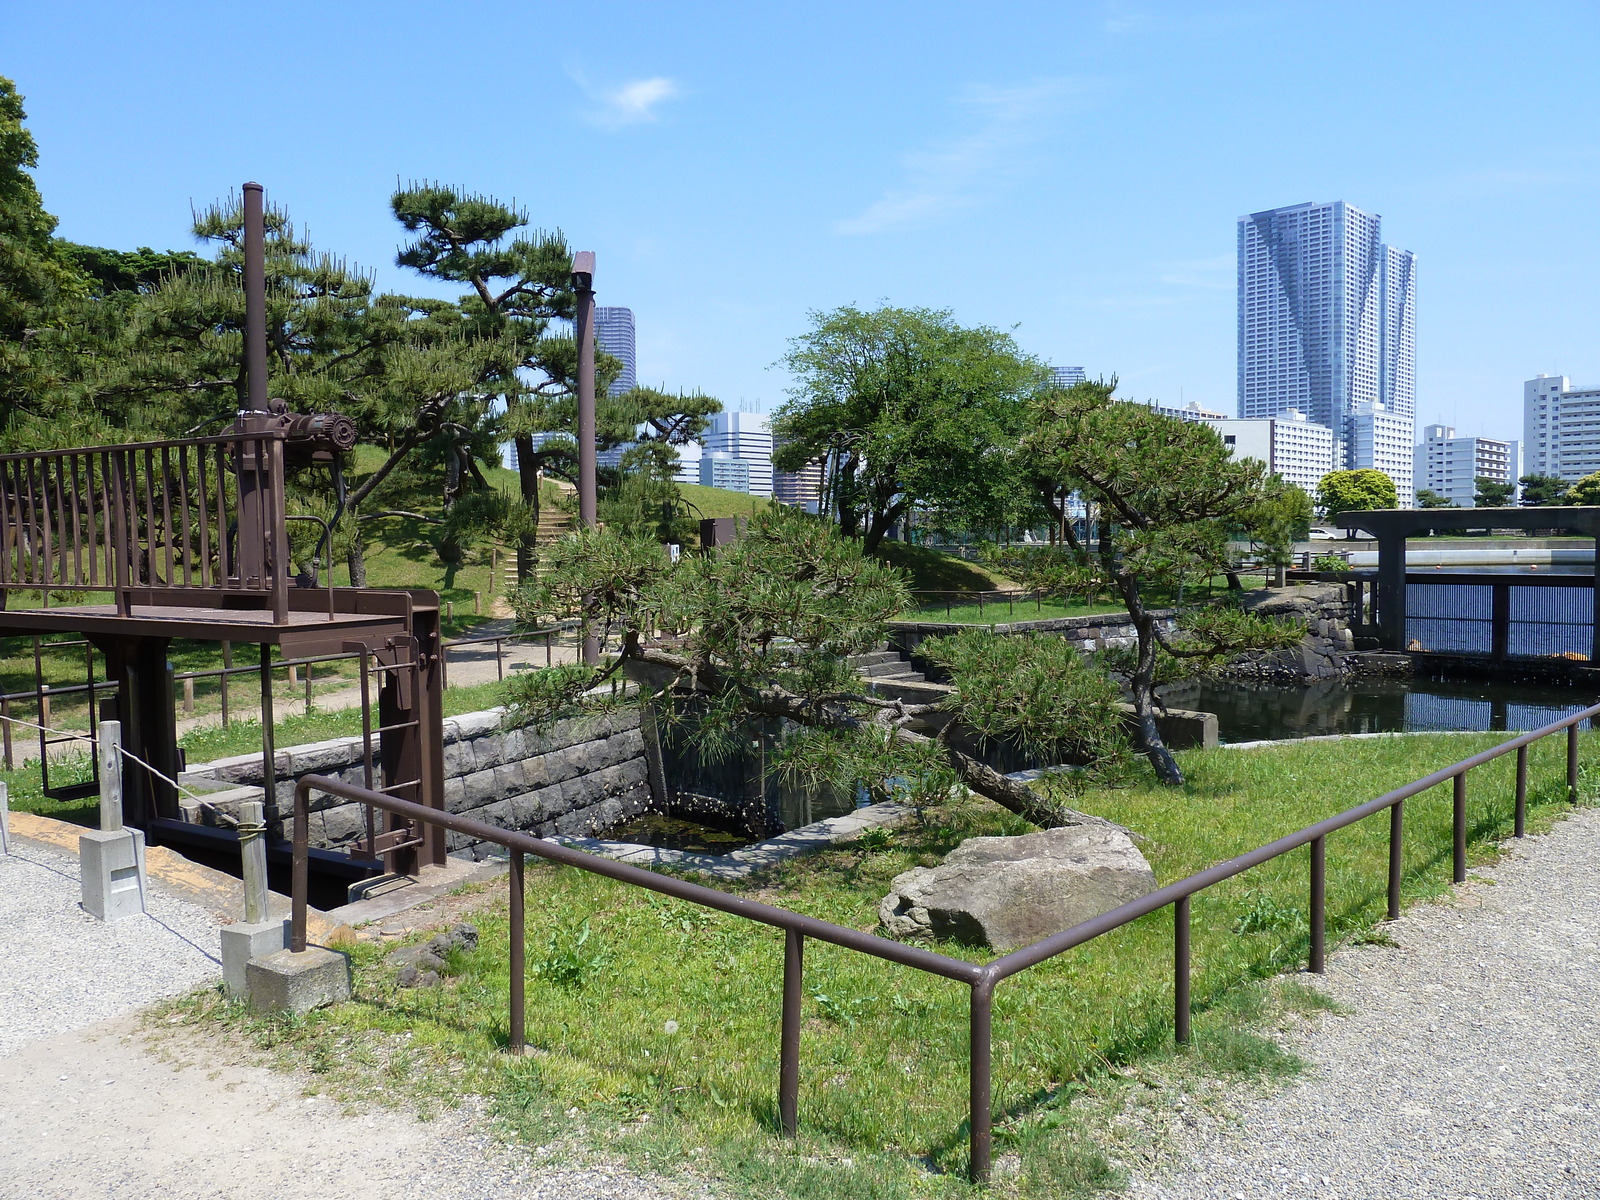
[1414,424,1519,507]
[595,306,636,396]
[702,410,774,497]
[773,441,824,513]
[1237,200,1415,475]
[670,440,702,486]
[1147,399,1229,424]
[1050,366,1086,388]
[1523,374,1600,482]
[1212,409,1338,494]
[699,451,751,492]
[1349,400,1415,505]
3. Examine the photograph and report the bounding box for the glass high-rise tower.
[1237,200,1416,500]
[595,306,637,396]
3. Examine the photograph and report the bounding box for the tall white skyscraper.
[1237,200,1416,497]
[595,306,636,396]
[702,410,774,497]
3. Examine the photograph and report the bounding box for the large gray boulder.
[878,827,1156,952]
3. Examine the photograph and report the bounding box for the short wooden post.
[474,590,482,615]
[182,676,195,714]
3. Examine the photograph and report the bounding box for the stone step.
[850,651,903,668]
[857,660,921,678]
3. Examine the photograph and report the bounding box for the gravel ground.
[0,836,682,1200]
[1130,804,1600,1200]
[0,839,222,1056]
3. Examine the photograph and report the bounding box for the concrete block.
[452,710,502,741]
[221,919,288,998]
[246,946,351,1015]
[442,775,468,813]
[79,828,146,921]
[442,737,476,778]
[518,754,555,792]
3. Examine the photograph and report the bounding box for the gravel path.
[0,839,222,1056]
[0,836,681,1200]
[1131,805,1600,1199]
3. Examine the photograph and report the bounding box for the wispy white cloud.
[570,68,682,129]
[835,81,1081,236]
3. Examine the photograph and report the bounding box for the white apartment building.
[1349,400,1415,505]
[703,410,774,497]
[699,452,751,492]
[1212,409,1337,494]
[1523,374,1600,482]
[1147,399,1229,424]
[1413,424,1519,507]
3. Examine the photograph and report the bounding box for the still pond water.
[1158,675,1596,744]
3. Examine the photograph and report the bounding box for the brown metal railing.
[290,702,1597,1182]
[0,432,290,618]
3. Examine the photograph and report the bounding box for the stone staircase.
[850,648,952,707]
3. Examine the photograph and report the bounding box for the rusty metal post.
[1514,745,1528,837]
[1173,895,1191,1044]
[509,850,525,1054]
[968,977,994,1184]
[571,251,599,667]
[260,644,275,822]
[1387,800,1404,921]
[1452,773,1467,884]
[1567,723,1580,801]
[779,929,803,1136]
[1309,835,1326,973]
[290,783,308,953]
[242,183,269,415]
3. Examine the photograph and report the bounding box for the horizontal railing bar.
[0,431,286,465]
[982,699,1600,982]
[292,775,984,984]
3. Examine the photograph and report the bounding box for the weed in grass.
[531,920,613,988]
[854,827,894,852]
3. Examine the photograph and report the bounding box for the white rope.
[0,711,249,826]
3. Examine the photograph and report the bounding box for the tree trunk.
[346,537,367,587]
[1128,614,1184,785]
[515,435,540,584]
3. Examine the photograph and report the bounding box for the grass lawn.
[164,729,1598,1198]
[899,575,1271,625]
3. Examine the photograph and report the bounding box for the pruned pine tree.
[505,508,1131,830]
[1009,379,1303,785]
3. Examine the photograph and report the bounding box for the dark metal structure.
[0,181,445,874]
[1336,506,1600,663]
[290,702,1599,1183]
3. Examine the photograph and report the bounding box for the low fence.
[291,702,1599,1183]
[0,628,569,773]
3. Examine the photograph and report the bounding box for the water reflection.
[1159,676,1595,744]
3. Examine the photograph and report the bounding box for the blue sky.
[8,1,1598,442]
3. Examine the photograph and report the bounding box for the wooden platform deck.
[0,603,414,655]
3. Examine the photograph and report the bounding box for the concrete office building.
[699,452,751,493]
[703,410,774,497]
[1148,399,1229,424]
[595,307,637,396]
[1523,374,1600,482]
[772,437,824,512]
[1212,409,1338,494]
[1349,400,1415,504]
[1238,200,1416,477]
[1413,424,1519,507]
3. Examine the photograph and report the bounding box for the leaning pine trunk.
[1129,615,1185,786]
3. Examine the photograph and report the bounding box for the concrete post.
[0,780,10,855]
[79,721,148,921]
[221,799,287,998]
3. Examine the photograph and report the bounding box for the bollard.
[183,676,195,714]
[474,590,482,615]
[79,721,146,920]
[222,798,286,996]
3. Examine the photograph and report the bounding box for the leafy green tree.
[1473,476,1515,507]
[507,508,1127,828]
[1416,488,1454,509]
[1238,479,1314,581]
[1563,472,1600,507]
[0,76,87,434]
[1315,469,1398,522]
[773,305,1044,552]
[1008,381,1303,785]
[1519,473,1570,506]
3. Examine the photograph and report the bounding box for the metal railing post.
[1309,835,1326,973]
[1173,895,1191,1044]
[779,928,803,1136]
[509,850,525,1054]
[968,977,994,1184]
[1452,773,1468,885]
[1514,745,1528,837]
[1387,800,1404,921]
[1567,724,1580,801]
[290,782,309,953]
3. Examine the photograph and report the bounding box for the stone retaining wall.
[181,709,654,855]
[889,609,1179,666]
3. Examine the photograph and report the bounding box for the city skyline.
[10,4,1596,445]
